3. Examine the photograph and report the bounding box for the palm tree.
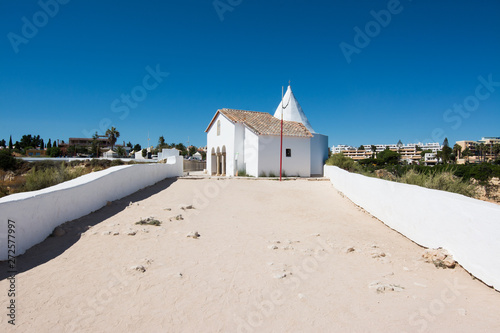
[453,144,462,162]
[462,147,470,163]
[105,127,120,152]
[478,143,486,162]
[493,143,500,160]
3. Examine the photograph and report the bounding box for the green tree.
[370,145,377,159]
[90,132,100,157]
[0,139,6,147]
[158,136,166,147]
[105,127,120,152]
[9,135,13,150]
[478,143,486,162]
[441,138,452,164]
[126,141,133,148]
[133,144,142,152]
[53,140,57,148]
[188,146,196,156]
[462,147,471,163]
[47,146,61,157]
[493,143,500,159]
[453,143,462,161]
[116,146,126,157]
[142,148,147,158]
[0,150,16,170]
[47,139,52,149]
[40,139,44,149]
[358,145,365,150]
[378,148,400,165]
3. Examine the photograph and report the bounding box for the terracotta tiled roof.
[206,108,312,138]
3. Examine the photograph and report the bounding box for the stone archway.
[211,148,216,175]
[216,147,221,176]
[221,146,227,176]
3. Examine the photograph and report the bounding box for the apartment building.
[331,142,442,165]
[456,137,500,163]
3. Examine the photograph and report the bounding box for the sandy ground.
[1,177,500,332]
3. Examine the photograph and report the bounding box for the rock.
[164,208,172,211]
[106,201,112,206]
[346,247,355,253]
[458,308,467,316]
[113,232,120,236]
[131,265,146,273]
[52,227,66,237]
[268,245,278,250]
[127,230,137,236]
[274,273,287,279]
[298,293,305,299]
[422,248,456,269]
[187,231,200,239]
[369,281,404,293]
[181,205,195,210]
[170,215,184,221]
[177,273,183,278]
[372,252,386,258]
[102,231,111,235]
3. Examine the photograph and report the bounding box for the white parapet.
[324,165,500,291]
[0,158,182,260]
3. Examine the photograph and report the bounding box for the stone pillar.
[222,154,226,176]
[216,154,221,176]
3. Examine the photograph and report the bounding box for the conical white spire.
[274,85,315,133]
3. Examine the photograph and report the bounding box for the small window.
[286,148,291,157]
[217,120,221,136]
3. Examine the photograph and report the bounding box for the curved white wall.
[324,165,500,291]
[310,134,328,176]
[0,158,182,260]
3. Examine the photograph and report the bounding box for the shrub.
[23,164,87,192]
[326,153,356,171]
[238,169,249,177]
[0,150,16,170]
[399,169,476,198]
[111,159,124,166]
[259,171,267,177]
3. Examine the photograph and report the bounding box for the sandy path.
[1,178,499,332]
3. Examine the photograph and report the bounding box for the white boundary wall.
[324,165,500,291]
[0,158,182,260]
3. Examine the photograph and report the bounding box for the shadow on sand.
[0,177,178,281]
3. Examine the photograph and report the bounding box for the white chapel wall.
[207,113,235,175]
[310,134,329,176]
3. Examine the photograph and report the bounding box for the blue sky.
[1,0,499,149]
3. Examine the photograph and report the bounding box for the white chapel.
[205,85,328,177]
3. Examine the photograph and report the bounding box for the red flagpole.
[280,86,283,182]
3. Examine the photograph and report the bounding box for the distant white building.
[205,85,328,177]
[192,152,202,161]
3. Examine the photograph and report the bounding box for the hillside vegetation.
[0,154,139,198]
[326,153,500,203]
